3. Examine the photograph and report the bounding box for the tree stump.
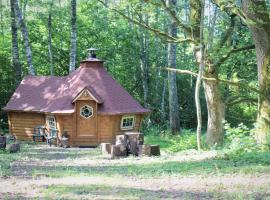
[138,144,151,156]
[60,137,69,148]
[125,132,144,156]
[115,135,128,146]
[150,145,160,156]
[111,144,127,159]
[6,135,16,143]
[0,135,6,150]
[101,143,111,155]
[6,143,20,153]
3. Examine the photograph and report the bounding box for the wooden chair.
[45,128,58,146]
[32,125,45,142]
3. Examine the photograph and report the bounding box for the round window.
[80,105,93,119]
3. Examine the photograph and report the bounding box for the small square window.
[46,116,56,129]
[120,116,135,130]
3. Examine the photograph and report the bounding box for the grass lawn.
[0,139,270,199]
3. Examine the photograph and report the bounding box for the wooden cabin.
[3,53,150,146]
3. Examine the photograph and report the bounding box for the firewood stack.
[101,132,160,159]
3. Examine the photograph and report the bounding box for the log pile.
[101,132,160,159]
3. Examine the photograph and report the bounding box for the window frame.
[80,105,93,119]
[46,115,56,129]
[120,116,135,130]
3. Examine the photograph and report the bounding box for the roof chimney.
[80,48,104,68]
[88,48,97,58]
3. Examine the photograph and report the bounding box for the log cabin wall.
[8,111,144,146]
[61,114,74,141]
[98,115,114,143]
[8,112,45,140]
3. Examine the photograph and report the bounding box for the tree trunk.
[1,0,3,35]
[243,0,270,150]
[167,0,180,134]
[10,0,21,85]
[14,0,35,75]
[190,0,225,146]
[69,0,77,73]
[139,13,149,107]
[195,0,205,151]
[48,1,54,76]
[204,72,225,146]
[161,78,167,119]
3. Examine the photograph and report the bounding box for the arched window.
[80,105,93,119]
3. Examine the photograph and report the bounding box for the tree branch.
[214,44,255,67]
[211,0,247,23]
[159,0,192,35]
[165,67,268,100]
[227,96,257,107]
[217,14,236,49]
[97,0,195,44]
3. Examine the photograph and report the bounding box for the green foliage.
[229,152,270,165]
[144,126,206,152]
[0,149,20,177]
[223,122,259,155]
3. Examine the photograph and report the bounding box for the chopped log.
[115,135,128,146]
[111,144,127,159]
[125,132,144,156]
[60,137,69,148]
[101,143,111,155]
[6,143,20,153]
[0,136,6,150]
[150,145,160,156]
[138,144,151,156]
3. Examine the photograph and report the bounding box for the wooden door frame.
[74,100,98,142]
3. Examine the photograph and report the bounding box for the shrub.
[144,126,206,152]
[223,122,259,155]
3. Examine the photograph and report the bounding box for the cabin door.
[76,100,97,144]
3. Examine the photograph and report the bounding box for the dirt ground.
[0,144,270,199]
